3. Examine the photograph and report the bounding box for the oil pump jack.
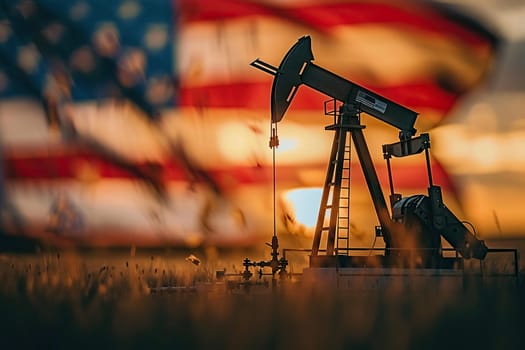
[251,36,488,270]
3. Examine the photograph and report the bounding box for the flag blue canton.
[0,0,176,118]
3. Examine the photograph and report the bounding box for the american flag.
[0,0,497,247]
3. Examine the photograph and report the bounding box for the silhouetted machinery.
[252,36,488,269]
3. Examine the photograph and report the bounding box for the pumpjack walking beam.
[251,36,418,132]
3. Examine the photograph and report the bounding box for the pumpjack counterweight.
[252,35,488,268]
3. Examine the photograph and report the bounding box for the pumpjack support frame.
[311,103,395,258]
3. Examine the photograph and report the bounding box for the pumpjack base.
[302,266,465,293]
[309,255,463,269]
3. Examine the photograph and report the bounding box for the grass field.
[0,248,524,350]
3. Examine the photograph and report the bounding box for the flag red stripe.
[3,151,454,192]
[179,0,491,48]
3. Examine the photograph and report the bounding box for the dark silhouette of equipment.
[251,36,488,268]
[241,236,289,281]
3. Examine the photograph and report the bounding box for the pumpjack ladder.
[312,100,356,257]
